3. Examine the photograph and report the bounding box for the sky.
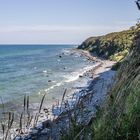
[0,0,139,44]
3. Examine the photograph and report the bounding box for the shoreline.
[21,49,116,140]
[3,49,116,140]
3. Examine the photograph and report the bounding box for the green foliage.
[111,61,122,71]
[61,117,84,140]
[78,24,140,61]
[91,32,140,140]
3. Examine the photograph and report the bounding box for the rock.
[24,135,32,140]
[52,96,56,99]
[95,99,98,103]
[29,128,38,135]
[43,108,49,113]
[16,128,20,132]
[42,120,53,128]
[41,128,50,134]
[48,80,51,82]
[14,136,23,140]
[36,123,43,129]
[11,134,17,140]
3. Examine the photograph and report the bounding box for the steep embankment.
[91,31,140,140]
[78,24,140,62]
[75,24,140,140]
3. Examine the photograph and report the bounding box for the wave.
[44,82,63,93]
[43,70,47,73]
[61,49,71,55]
[43,62,100,93]
[64,63,100,83]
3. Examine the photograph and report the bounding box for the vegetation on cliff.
[78,24,140,62]
[63,24,140,140]
[91,31,140,140]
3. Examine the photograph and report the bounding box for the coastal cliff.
[78,24,140,62]
[73,24,140,140]
[91,28,140,140]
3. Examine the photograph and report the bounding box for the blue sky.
[0,0,139,44]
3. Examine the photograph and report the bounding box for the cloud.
[0,25,95,32]
[0,23,134,33]
[0,22,136,44]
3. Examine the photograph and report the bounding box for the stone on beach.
[42,120,53,129]
[13,49,116,140]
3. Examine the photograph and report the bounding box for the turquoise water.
[0,45,93,111]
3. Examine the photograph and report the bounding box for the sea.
[0,45,94,113]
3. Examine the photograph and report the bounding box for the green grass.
[90,32,140,140]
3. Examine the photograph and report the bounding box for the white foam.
[62,49,71,55]
[43,62,100,93]
[64,63,100,83]
[43,70,47,73]
[64,71,81,82]
[44,82,63,92]
[57,59,61,62]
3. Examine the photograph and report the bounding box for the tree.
[136,0,140,10]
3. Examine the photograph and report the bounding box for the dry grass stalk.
[39,93,46,114]
[0,97,5,115]
[0,97,6,140]
[23,95,26,111]
[60,89,67,112]
[28,115,33,128]
[62,89,67,103]
[33,113,38,127]
[73,127,85,140]
[1,123,5,140]
[5,112,14,140]
[34,93,46,126]
[19,112,23,134]
[26,112,30,128]
[27,96,29,113]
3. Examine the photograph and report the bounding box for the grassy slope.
[92,32,140,140]
[61,25,140,140]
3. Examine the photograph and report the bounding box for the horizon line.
[0,44,79,46]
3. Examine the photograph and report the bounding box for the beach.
[13,49,116,140]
